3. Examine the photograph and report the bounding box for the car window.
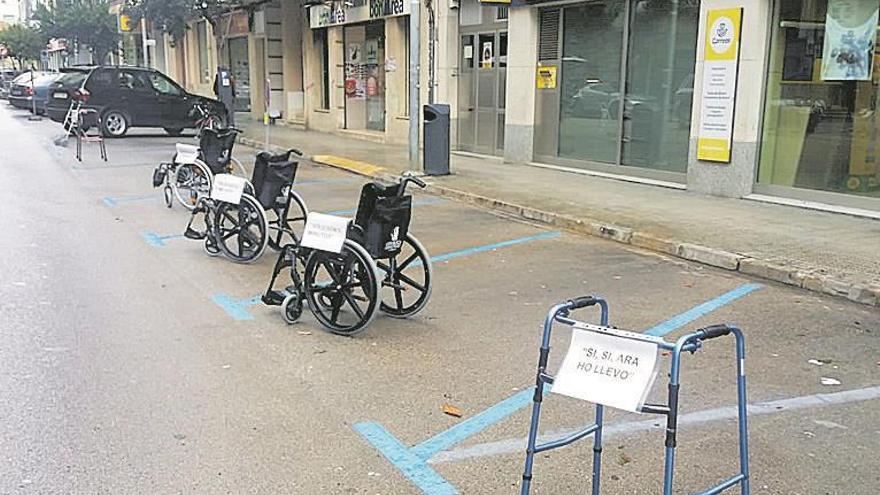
[58,71,88,88]
[88,69,114,89]
[147,72,182,96]
[118,70,149,90]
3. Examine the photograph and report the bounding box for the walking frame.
[521,296,750,495]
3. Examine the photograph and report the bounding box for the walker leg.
[663,352,683,495]
[590,404,604,495]
[735,331,750,494]
[521,386,545,495]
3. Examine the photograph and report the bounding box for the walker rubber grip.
[697,324,732,340]
[568,296,598,310]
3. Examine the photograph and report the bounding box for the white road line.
[428,385,880,464]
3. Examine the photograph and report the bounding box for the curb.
[240,138,879,308]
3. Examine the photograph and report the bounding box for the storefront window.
[555,0,699,174]
[344,21,386,132]
[622,0,699,172]
[759,0,880,198]
[558,2,624,164]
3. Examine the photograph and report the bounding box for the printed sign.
[552,323,660,413]
[821,0,878,80]
[481,41,494,69]
[210,174,247,205]
[697,8,743,163]
[301,212,349,254]
[310,0,410,28]
[536,65,557,89]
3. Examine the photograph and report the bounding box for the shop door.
[458,31,506,155]
[344,22,385,132]
[227,37,250,112]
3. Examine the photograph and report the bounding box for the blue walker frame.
[520,296,750,495]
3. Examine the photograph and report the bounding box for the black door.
[145,71,190,127]
[117,69,160,126]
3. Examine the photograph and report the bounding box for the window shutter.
[538,9,560,61]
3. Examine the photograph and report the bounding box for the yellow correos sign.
[697,8,743,163]
[119,14,133,32]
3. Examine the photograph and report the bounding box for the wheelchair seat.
[199,128,238,174]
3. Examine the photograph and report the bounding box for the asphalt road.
[0,104,878,495]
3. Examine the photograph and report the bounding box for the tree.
[33,0,120,64]
[0,24,46,70]
[123,0,266,44]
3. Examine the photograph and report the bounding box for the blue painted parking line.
[327,198,446,217]
[644,283,763,337]
[211,293,263,321]
[103,194,157,207]
[141,231,185,247]
[213,231,561,321]
[354,283,762,494]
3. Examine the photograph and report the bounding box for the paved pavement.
[234,116,880,308]
[1,104,879,494]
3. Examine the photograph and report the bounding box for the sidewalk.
[236,116,880,307]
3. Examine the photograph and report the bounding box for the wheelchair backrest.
[251,150,298,210]
[354,182,411,258]
[199,128,237,174]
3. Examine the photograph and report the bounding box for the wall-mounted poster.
[821,0,879,80]
[348,43,362,63]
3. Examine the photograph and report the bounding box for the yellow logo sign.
[119,14,132,32]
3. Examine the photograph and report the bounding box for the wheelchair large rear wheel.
[173,160,212,211]
[376,234,432,318]
[212,193,269,264]
[268,189,309,251]
[303,240,380,336]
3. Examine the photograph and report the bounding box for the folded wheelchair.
[262,175,433,335]
[152,127,247,210]
[183,148,309,263]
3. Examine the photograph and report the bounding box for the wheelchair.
[152,127,247,210]
[183,148,309,263]
[262,175,433,336]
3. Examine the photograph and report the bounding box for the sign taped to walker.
[210,174,247,205]
[552,324,660,413]
[301,212,349,254]
[696,8,743,163]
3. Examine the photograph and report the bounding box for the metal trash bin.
[423,103,450,176]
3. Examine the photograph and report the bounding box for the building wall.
[0,0,20,26]
[503,6,537,164]
[686,0,772,197]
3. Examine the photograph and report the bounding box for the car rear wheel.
[164,127,184,136]
[102,110,129,137]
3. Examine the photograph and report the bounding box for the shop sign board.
[536,65,557,89]
[696,8,743,163]
[310,0,411,28]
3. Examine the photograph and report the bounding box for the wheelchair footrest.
[262,290,286,306]
[184,226,206,240]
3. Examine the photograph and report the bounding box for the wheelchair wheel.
[212,193,269,264]
[203,235,221,257]
[376,234,433,318]
[303,240,380,336]
[268,189,310,251]
[282,291,304,324]
[173,161,212,211]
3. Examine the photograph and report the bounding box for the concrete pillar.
[281,0,305,121]
[435,0,459,145]
[503,6,538,164]
[249,34,266,119]
[686,0,772,197]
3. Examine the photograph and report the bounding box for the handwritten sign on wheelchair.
[301,212,349,254]
[210,174,247,205]
[552,323,660,413]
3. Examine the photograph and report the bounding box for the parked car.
[1,68,23,100]
[46,65,228,137]
[8,72,57,112]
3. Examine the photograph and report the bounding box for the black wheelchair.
[183,148,309,263]
[152,127,247,210]
[262,175,433,336]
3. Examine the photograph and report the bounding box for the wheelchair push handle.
[696,324,733,341]
[397,175,427,197]
[287,148,304,157]
[567,296,599,310]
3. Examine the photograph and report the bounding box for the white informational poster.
[821,0,879,81]
[210,174,247,205]
[552,324,660,413]
[696,8,743,163]
[301,212,349,254]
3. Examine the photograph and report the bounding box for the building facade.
[159,0,880,214]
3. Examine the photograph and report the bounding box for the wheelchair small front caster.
[204,236,221,257]
[163,186,173,208]
[282,292,303,324]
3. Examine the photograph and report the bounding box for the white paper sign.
[174,143,200,164]
[210,174,247,205]
[301,212,349,254]
[552,324,660,413]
